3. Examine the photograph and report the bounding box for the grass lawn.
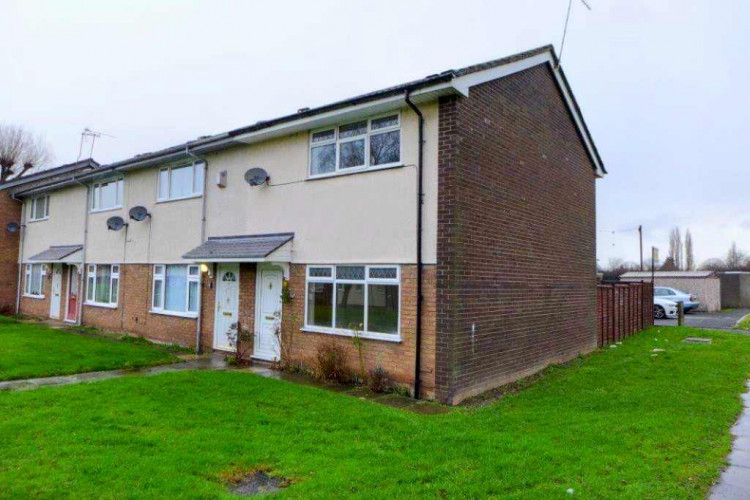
[1,326,749,498]
[736,313,750,330]
[0,317,180,381]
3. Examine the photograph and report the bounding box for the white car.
[654,297,678,319]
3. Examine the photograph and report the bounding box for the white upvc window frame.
[23,263,45,298]
[308,112,402,178]
[156,161,205,203]
[151,264,201,318]
[303,264,401,342]
[90,178,125,213]
[85,264,120,308]
[28,195,49,222]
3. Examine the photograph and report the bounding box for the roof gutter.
[405,88,425,400]
[11,192,26,314]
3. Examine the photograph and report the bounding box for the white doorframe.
[49,263,62,319]
[253,264,284,361]
[63,265,79,323]
[213,263,240,351]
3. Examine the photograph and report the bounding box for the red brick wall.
[0,192,21,310]
[18,263,74,320]
[19,265,51,317]
[281,264,437,398]
[436,64,598,404]
[81,264,201,347]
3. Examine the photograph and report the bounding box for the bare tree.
[700,258,727,272]
[726,242,747,270]
[660,256,679,271]
[684,229,695,271]
[0,125,52,182]
[668,227,683,270]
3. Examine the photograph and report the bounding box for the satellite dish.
[106,216,128,231]
[129,206,150,222]
[244,167,269,186]
[6,222,19,233]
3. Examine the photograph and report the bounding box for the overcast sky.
[3,0,748,267]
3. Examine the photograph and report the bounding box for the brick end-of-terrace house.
[0,45,605,404]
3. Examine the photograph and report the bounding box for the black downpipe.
[405,89,424,399]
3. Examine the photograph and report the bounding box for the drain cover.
[684,337,712,344]
[230,471,288,497]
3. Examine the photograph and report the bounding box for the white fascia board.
[450,51,606,178]
[232,83,454,146]
[450,53,553,97]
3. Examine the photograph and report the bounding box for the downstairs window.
[305,265,400,339]
[24,264,44,297]
[152,265,200,316]
[85,264,120,306]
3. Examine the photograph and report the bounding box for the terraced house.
[0,46,605,403]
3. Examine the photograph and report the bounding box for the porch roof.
[182,233,294,262]
[28,245,83,263]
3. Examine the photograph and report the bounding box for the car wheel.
[654,305,666,319]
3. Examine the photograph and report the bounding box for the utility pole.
[639,225,643,271]
[651,247,659,284]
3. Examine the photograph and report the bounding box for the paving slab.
[0,354,230,391]
[711,381,750,498]
[732,437,750,453]
[728,450,750,469]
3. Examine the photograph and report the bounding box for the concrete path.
[656,309,750,330]
[711,382,750,499]
[0,354,231,391]
[0,354,443,413]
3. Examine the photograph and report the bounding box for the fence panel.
[597,281,654,347]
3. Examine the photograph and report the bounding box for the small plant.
[368,366,392,393]
[273,309,301,372]
[349,322,366,381]
[314,340,351,383]
[227,321,255,365]
[281,279,295,304]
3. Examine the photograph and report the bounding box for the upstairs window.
[310,113,401,177]
[91,179,124,212]
[158,162,205,201]
[24,264,44,297]
[85,264,119,306]
[28,196,49,221]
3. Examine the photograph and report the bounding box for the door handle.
[265,315,275,320]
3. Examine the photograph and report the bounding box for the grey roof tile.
[182,233,293,260]
[29,245,83,262]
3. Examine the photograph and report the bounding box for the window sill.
[300,326,401,343]
[22,294,45,300]
[149,309,198,319]
[84,302,118,309]
[27,217,49,223]
[90,207,123,215]
[307,163,405,182]
[156,194,203,205]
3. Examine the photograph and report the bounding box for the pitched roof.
[0,159,99,193]
[620,271,718,279]
[28,245,83,262]
[3,45,605,196]
[182,233,294,261]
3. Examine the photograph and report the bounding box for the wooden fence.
[596,281,654,347]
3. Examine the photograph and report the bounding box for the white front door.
[214,263,239,351]
[49,264,62,319]
[254,267,283,361]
